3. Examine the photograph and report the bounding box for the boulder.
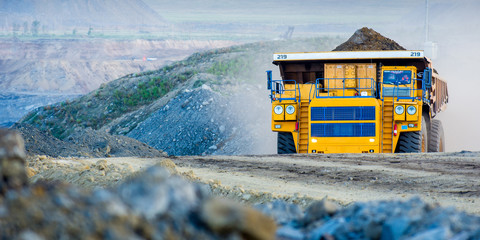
[0,128,28,195]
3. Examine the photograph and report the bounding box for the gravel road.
[170,152,480,214]
[29,151,480,215]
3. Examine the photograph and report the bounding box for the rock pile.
[128,85,274,156]
[256,198,480,240]
[13,123,167,158]
[333,27,406,51]
[0,129,277,239]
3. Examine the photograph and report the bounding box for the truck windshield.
[383,70,412,85]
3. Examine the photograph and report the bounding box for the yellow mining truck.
[267,50,448,154]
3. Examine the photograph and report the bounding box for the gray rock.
[255,200,303,225]
[263,197,480,240]
[0,128,27,195]
[276,225,304,240]
[409,227,452,240]
[364,220,382,240]
[303,198,339,224]
[200,198,276,240]
[381,217,411,240]
[308,218,346,240]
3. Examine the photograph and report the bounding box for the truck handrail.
[308,83,316,103]
[267,70,300,102]
[381,79,423,102]
[314,78,376,98]
[268,79,299,102]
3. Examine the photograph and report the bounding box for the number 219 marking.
[410,52,421,57]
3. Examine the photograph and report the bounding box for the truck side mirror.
[423,68,432,88]
[266,70,272,90]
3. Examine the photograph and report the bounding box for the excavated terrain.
[17,152,480,239]
[4,28,480,239]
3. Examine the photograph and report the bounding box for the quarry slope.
[0,39,236,93]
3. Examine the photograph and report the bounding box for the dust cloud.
[229,88,277,154]
[368,0,480,151]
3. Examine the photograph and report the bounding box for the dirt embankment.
[14,124,167,158]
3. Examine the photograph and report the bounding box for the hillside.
[20,36,343,155]
[0,38,235,128]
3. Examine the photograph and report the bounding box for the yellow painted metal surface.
[307,98,381,153]
[324,63,376,97]
[270,120,295,132]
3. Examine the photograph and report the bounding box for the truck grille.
[311,123,375,137]
[311,106,375,121]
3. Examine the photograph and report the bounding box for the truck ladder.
[382,98,394,153]
[298,100,309,153]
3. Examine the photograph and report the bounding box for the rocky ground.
[14,148,480,239]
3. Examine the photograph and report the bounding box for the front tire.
[428,119,445,152]
[396,116,428,153]
[277,132,296,154]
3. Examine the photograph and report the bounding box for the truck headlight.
[407,106,417,115]
[395,105,404,115]
[274,105,283,115]
[285,105,295,115]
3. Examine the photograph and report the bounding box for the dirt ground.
[28,152,480,215]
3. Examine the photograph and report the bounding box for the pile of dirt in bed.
[333,27,406,51]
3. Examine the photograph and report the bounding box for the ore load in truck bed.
[333,27,406,51]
